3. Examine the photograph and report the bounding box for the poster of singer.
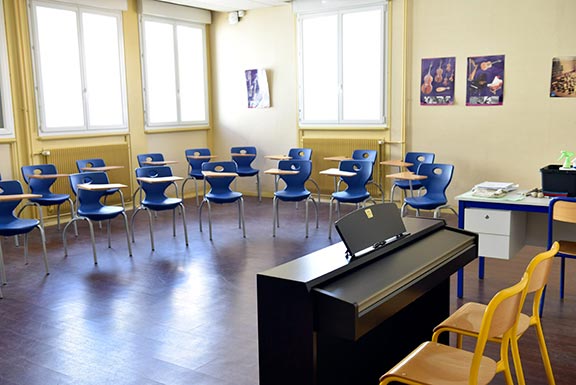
[466,54,505,106]
[550,57,576,97]
[420,57,455,105]
[245,68,270,108]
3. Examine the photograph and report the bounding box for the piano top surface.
[258,217,449,289]
[316,228,475,313]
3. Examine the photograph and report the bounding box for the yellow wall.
[408,0,576,204]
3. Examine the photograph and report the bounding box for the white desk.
[455,190,559,298]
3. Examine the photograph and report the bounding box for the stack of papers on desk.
[472,182,519,198]
[474,181,518,192]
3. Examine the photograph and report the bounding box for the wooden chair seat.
[381,341,497,385]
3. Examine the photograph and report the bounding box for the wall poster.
[466,55,505,106]
[420,57,455,105]
[550,57,576,97]
[245,68,270,108]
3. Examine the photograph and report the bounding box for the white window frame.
[139,15,209,130]
[297,4,388,127]
[29,0,128,136]
[0,0,14,138]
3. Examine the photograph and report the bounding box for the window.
[29,1,128,135]
[297,5,387,126]
[140,16,208,129]
[0,0,14,138]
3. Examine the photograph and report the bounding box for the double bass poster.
[466,54,505,106]
[420,57,455,105]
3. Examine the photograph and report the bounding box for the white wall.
[408,0,576,204]
[210,6,298,197]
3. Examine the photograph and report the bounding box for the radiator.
[44,143,132,213]
[302,137,384,197]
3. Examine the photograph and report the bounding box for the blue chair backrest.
[278,160,312,192]
[76,158,106,172]
[339,160,373,195]
[288,148,312,161]
[135,166,173,198]
[137,153,164,167]
[202,161,237,194]
[352,150,377,181]
[185,148,211,177]
[352,149,377,164]
[0,180,25,218]
[231,146,257,171]
[68,172,111,210]
[405,152,435,173]
[418,163,454,203]
[21,164,59,194]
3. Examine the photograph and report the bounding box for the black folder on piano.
[335,203,410,258]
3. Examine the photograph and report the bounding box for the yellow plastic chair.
[378,272,529,385]
[431,242,559,385]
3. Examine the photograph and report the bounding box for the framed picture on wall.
[420,57,455,105]
[245,68,270,108]
[466,55,505,106]
[550,57,576,97]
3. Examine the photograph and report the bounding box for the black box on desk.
[540,164,576,197]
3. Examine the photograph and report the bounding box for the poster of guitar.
[420,57,455,105]
[466,54,505,105]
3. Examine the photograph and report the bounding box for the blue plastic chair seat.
[29,193,70,205]
[78,206,125,221]
[393,179,424,190]
[205,190,243,203]
[141,197,182,211]
[132,166,188,251]
[237,168,258,177]
[0,218,40,236]
[275,190,311,202]
[332,190,370,203]
[404,196,447,210]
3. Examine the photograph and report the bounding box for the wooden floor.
[0,196,574,384]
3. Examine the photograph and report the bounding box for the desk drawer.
[465,208,512,235]
[478,233,513,259]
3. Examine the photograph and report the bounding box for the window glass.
[0,0,13,137]
[342,9,382,121]
[82,12,124,127]
[301,14,338,122]
[141,17,208,128]
[298,5,386,126]
[30,2,127,135]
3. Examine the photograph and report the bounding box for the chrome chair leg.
[121,212,133,257]
[239,198,246,238]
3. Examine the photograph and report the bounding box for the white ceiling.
[156,0,292,12]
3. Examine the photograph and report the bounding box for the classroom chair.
[272,160,318,238]
[231,146,260,202]
[401,163,457,218]
[328,160,374,239]
[136,153,165,167]
[21,164,76,232]
[63,172,132,264]
[199,161,246,241]
[540,197,576,311]
[288,147,321,203]
[182,148,212,206]
[389,152,435,202]
[76,158,123,205]
[131,166,188,251]
[0,180,49,295]
[432,242,560,385]
[378,272,529,385]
